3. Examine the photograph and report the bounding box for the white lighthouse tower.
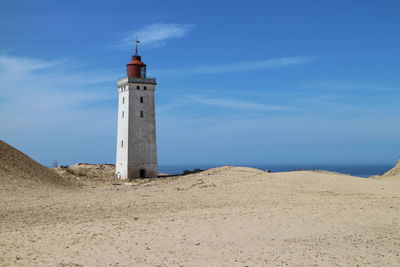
[115,42,157,179]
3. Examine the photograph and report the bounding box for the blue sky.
[1,0,400,166]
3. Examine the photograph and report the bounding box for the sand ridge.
[379,159,400,178]
[0,140,75,195]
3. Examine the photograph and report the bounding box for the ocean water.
[158,164,394,178]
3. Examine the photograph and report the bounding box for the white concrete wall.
[115,86,129,179]
[115,78,157,179]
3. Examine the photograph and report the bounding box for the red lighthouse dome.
[127,41,147,78]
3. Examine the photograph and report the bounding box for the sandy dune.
[378,159,400,178]
[0,141,75,197]
[1,158,400,266]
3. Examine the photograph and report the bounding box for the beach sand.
[1,160,400,266]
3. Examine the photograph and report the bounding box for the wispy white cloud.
[154,56,317,76]
[302,81,399,92]
[187,95,292,111]
[115,23,194,49]
[0,56,64,74]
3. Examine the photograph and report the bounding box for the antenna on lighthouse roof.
[135,38,140,55]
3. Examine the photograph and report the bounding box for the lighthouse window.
[137,86,140,90]
[122,97,125,104]
[122,111,124,118]
[140,111,143,118]
[140,96,143,103]
[121,140,123,147]
[140,66,146,78]
[144,86,147,90]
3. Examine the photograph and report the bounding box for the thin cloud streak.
[302,81,400,92]
[187,95,292,111]
[0,55,65,74]
[115,23,194,49]
[154,56,317,76]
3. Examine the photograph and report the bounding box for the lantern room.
[127,55,146,78]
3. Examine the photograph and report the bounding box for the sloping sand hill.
[1,163,400,266]
[381,159,400,177]
[0,140,74,194]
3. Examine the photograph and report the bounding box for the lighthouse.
[115,42,157,179]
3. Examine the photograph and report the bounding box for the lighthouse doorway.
[139,169,146,178]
